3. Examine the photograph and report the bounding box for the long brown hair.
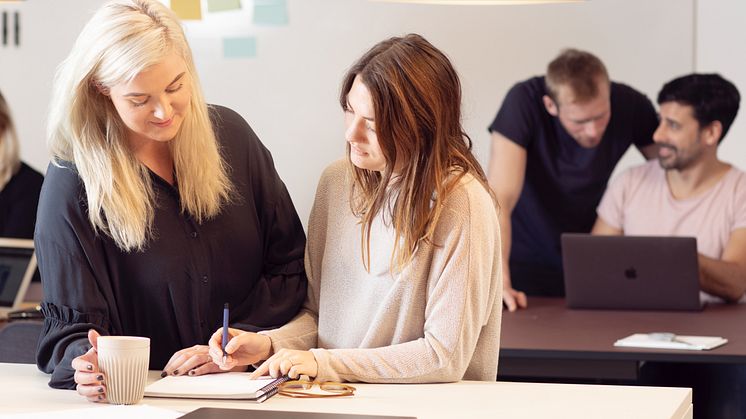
[0,90,20,191]
[339,33,493,272]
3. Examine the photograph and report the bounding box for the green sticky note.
[223,37,256,59]
[170,0,202,20]
[252,0,288,25]
[207,0,242,12]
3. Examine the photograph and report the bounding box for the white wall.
[0,0,695,226]
[0,0,106,169]
[696,0,746,167]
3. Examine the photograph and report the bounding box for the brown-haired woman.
[210,33,502,383]
[0,89,44,239]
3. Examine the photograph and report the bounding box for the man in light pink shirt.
[594,73,745,303]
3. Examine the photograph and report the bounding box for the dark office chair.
[0,320,43,364]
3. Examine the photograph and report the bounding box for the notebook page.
[614,333,728,351]
[145,372,278,399]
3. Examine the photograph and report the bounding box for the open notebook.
[614,333,728,351]
[144,372,289,402]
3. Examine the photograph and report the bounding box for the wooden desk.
[0,363,692,419]
[499,297,746,380]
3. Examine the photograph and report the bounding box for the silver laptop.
[561,234,702,311]
[179,407,417,419]
[0,238,37,319]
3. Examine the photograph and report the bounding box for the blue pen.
[222,303,230,364]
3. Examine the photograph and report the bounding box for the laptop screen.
[561,233,701,311]
[0,239,35,309]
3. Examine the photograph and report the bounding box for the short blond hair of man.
[545,48,610,104]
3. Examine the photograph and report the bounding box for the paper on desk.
[614,333,728,351]
[2,404,182,419]
[144,372,280,399]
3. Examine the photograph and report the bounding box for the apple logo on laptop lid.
[624,267,637,280]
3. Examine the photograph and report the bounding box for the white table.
[0,363,692,419]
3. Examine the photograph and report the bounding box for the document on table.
[3,405,182,419]
[144,372,288,401]
[614,333,728,351]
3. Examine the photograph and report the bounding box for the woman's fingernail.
[160,371,167,378]
[98,395,103,401]
[86,364,93,371]
[173,369,180,375]
[98,387,104,393]
[96,374,104,381]
[188,370,195,376]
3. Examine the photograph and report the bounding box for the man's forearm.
[698,254,746,302]
[499,209,513,288]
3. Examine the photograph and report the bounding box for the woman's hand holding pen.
[208,327,272,370]
[208,327,318,379]
[71,329,107,403]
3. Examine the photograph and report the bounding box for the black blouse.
[0,162,44,239]
[34,106,308,389]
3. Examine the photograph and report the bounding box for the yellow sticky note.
[171,0,202,20]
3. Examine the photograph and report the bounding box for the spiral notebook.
[614,333,728,351]
[144,373,289,402]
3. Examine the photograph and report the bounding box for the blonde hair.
[47,0,233,251]
[340,34,495,272]
[0,90,21,191]
[545,48,609,103]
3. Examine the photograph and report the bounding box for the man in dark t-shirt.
[487,48,659,310]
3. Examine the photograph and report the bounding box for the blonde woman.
[35,0,307,402]
[210,34,502,383]
[0,89,44,238]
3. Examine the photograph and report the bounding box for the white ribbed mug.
[97,336,150,405]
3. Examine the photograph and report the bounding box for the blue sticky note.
[252,0,288,26]
[207,0,242,13]
[223,36,256,59]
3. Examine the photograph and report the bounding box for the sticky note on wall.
[171,0,202,20]
[253,0,288,25]
[207,0,242,12]
[223,36,256,58]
